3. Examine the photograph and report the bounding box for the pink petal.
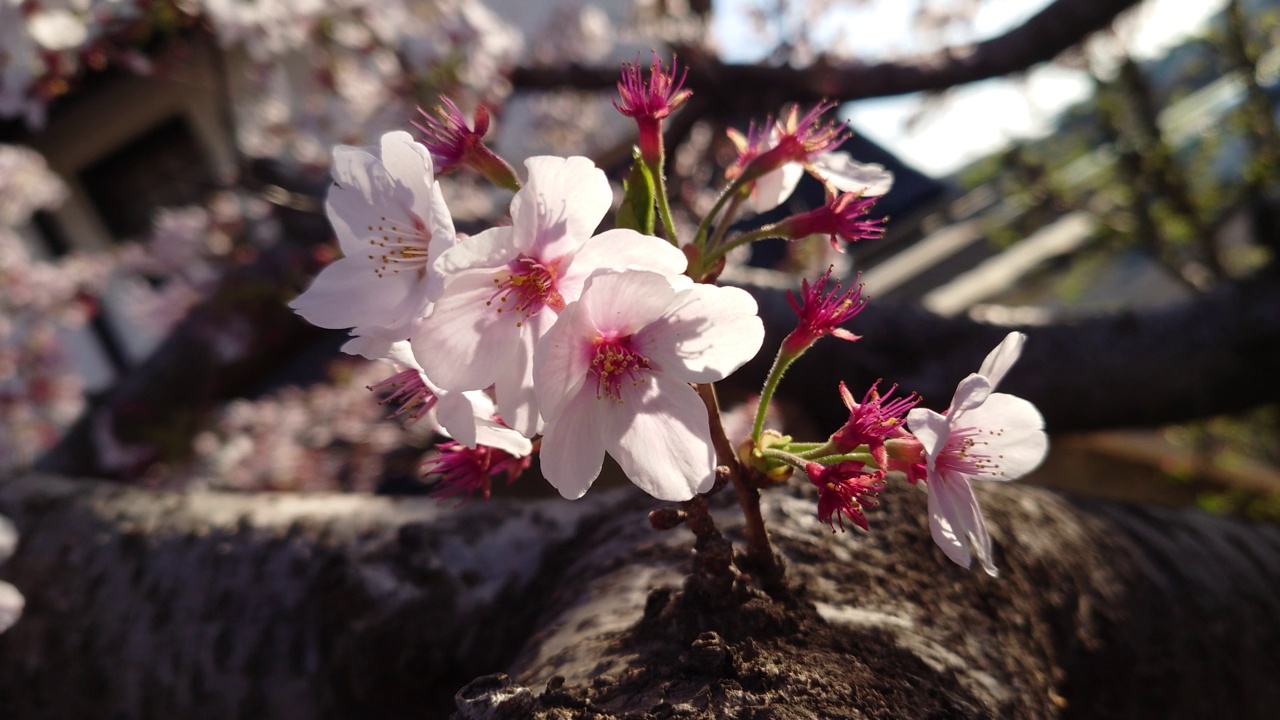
[605,375,716,501]
[511,156,613,259]
[412,270,517,392]
[977,331,1026,390]
[533,300,595,424]
[578,271,676,336]
[946,373,992,418]
[473,417,533,457]
[433,226,517,274]
[750,163,805,213]
[637,284,764,383]
[928,470,997,576]
[491,317,548,438]
[906,408,951,468]
[558,229,687,302]
[539,388,609,499]
[289,257,419,332]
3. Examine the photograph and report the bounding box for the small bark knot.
[453,673,534,719]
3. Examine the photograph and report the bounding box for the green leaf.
[615,147,656,234]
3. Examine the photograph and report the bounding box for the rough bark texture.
[2,473,1278,718]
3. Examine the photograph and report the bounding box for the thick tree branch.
[511,0,1142,113]
[1,473,1278,717]
[730,264,1280,434]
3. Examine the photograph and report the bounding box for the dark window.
[79,115,214,241]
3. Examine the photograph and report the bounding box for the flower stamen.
[590,337,651,402]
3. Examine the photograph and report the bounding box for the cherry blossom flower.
[422,441,531,502]
[344,331,530,456]
[0,514,20,634]
[533,270,764,501]
[727,102,894,213]
[804,461,885,532]
[289,131,455,336]
[614,53,691,163]
[412,156,687,438]
[782,266,866,356]
[831,380,920,469]
[776,192,887,251]
[905,332,1048,576]
[413,99,519,190]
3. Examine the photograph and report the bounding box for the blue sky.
[712,0,1230,175]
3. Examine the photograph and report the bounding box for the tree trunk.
[2,472,1278,718]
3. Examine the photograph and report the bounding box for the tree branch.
[2,472,1278,717]
[511,0,1142,113]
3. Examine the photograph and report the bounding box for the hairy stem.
[696,382,783,589]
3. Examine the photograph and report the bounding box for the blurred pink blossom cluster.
[1,0,522,166]
[0,145,113,471]
[165,359,427,492]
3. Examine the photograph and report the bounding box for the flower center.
[366,213,432,279]
[368,369,437,422]
[590,336,651,402]
[487,254,564,326]
[936,425,1004,477]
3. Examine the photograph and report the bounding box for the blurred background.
[2,0,1278,519]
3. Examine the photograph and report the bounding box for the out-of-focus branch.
[511,0,1143,114]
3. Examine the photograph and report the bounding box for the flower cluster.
[287,57,1049,581]
[290,126,764,502]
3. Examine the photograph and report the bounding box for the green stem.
[693,177,749,250]
[762,447,876,468]
[751,347,799,444]
[647,156,680,246]
[795,442,839,459]
[700,223,787,272]
[704,193,746,255]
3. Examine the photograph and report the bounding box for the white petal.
[341,333,396,360]
[289,257,419,331]
[929,471,997,576]
[558,230,687,302]
[906,408,951,469]
[977,332,1026,390]
[946,373,992,418]
[0,515,15,563]
[810,153,894,196]
[492,319,545,438]
[434,226,517,274]
[474,419,534,457]
[511,156,612,259]
[539,388,609,499]
[533,300,594,424]
[28,10,87,51]
[326,146,386,254]
[433,392,481,448]
[578,271,676,336]
[412,270,517,392]
[956,393,1048,483]
[0,580,21,634]
[749,163,805,213]
[637,284,764,383]
[605,376,716,501]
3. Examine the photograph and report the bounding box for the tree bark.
[730,264,1280,434]
[511,0,1142,114]
[2,472,1278,718]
